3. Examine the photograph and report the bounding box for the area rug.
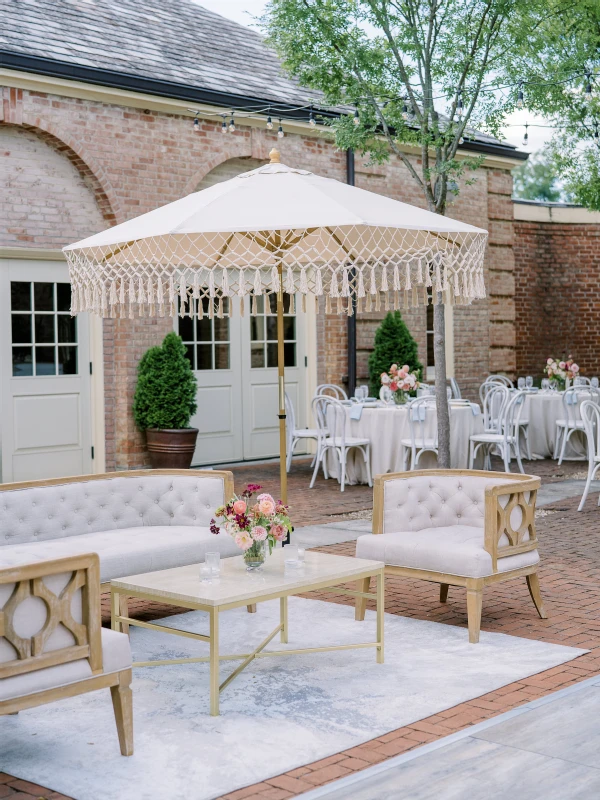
[0,598,586,800]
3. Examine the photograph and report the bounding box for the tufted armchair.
[355,469,546,643]
[0,553,133,755]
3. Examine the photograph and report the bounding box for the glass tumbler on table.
[526,376,533,389]
[517,377,525,389]
[205,551,220,576]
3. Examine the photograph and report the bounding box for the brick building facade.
[514,201,600,379]
[0,0,526,476]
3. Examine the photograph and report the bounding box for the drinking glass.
[284,544,301,568]
[205,551,220,576]
[297,547,306,563]
[517,377,525,389]
[541,378,550,391]
[526,376,533,389]
[592,377,599,389]
[199,563,212,582]
[550,379,558,392]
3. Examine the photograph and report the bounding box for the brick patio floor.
[2,458,598,800]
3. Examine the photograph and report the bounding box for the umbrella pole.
[277,263,288,505]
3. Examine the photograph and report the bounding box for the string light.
[522,122,529,146]
[193,116,200,131]
[594,120,599,141]
[309,106,316,127]
[402,97,409,120]
[353,108,360,126]
[266,113,273,130]
[585,71,593,102]
[517,81,524,109]
[221,115,227,134]
[277,119,284,138]
[456,90,463,119]
[228,113,236,133]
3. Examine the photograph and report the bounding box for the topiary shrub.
[368,311,423,397]
[133,332,198,430]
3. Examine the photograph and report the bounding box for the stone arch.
[15,113,122,225]
[181,147,262,196]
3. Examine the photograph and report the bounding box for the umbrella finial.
[269,148,281,164]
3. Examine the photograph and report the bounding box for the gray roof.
[0,0,521,154]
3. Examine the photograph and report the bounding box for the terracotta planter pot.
[145,428,199,469]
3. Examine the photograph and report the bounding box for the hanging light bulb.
[266,114,273,130]
[193,116,200,131]
[456,91,463,119]
[221,116,227,134]
[353,108,360,126]
[402,97,409,120]
[277,119,284,138]
[228,113,236,133]
[594,120,599,141]
[522,122,529,146]
[517,81,524,109]
[309,110,316,127]
[585,71,593,102]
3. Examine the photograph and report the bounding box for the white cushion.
[0,526,242,582]
[0,628,131,702]
[382,475,518,533]
[356,527,539,578]
[0,474,227,546]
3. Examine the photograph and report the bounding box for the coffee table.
[110,549,384,715]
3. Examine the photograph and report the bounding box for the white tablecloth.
[325,404,484,485]
[524,391,587,460]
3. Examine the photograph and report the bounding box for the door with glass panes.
[177,293,306,464]
[0,260,92,482]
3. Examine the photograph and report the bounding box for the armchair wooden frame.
[0,553,133,755]
[355,469,547,643]
[0,469,247,623]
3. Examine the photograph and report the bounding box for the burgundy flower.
[209,519,220,535]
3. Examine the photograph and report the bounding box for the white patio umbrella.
[64,149,488,502]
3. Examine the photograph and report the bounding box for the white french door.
[179,294,307,465]
[0,259,93,482]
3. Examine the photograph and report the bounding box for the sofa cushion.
[0,628,131,702]
[0,474,227,545]
[356,526,539,578]
[382,475,519,534]
[0,526,241,582]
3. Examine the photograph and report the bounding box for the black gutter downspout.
[346,149,357,397]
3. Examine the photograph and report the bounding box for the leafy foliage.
[368,311,423,397]
[133,332,198,430]
[512,153,564,203]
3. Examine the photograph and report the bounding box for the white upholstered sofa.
[0,469,241,586]
[355,469,547,642]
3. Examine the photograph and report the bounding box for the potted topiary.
[368,310,423,398]
[133,332,199,468]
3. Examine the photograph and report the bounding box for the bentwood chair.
[578,400,600,511]
[285,391,325,472]
[310,396,372,491]
[554,386,600,464]
[450,377,462,399]
[469,390,527,473]
[400,397,438,470]
[355,470,546,643]
[315,384,348,401]
[0,553,133,755]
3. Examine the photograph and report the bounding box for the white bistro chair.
[315,383,348,400]
[554,387,599,464]
[487,374,514,388]
[285,392,325,472]
[309,396,372,492]
[578,400,600,511]
[450,377,462,399]
[401,397,438,470]
[469,390,527,473]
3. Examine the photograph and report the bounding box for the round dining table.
[325,401,485,485]
[523,390,588,460]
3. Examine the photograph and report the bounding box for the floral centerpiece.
[545,356,580,389]
[210,484,292,570]
[380,363,420,404]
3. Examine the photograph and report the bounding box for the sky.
[195,0,550,156]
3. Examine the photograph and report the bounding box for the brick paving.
[3,458,599,800]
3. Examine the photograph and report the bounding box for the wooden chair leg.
[526,572,548,619]
[119,595,130,636]
[246,604,257,613]
[110,670,134,756]
[439,583,449,603]
[355,577,371,621]
[466,581,484,643]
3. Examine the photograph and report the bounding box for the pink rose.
[252,525,268,541]
[390,382,398,392]
[235,532,253,551]
[571,363,580,373]
[390,364,398,372]
[402,365,409,372]
[271,524,287,541]
[559,361,566,369]
[258,499,275,516]
[547,358,553,365]
[257,493,274,504]
[398,369,407,379]
[233,499,247,515]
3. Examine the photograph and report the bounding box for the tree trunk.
[433,295,451,468]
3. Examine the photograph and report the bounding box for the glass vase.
[393,390,407,405]
[244,539,267,571]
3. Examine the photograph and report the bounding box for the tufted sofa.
[0,470,240,585]
[355,469,547,642]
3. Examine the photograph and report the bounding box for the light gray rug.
[0,598,586,800]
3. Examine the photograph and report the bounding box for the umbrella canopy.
[64,150,488,320]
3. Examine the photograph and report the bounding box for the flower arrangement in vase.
[380,364,420,404]
[210,484,292,570]
[545,356,580,390]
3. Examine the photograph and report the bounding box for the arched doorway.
[177,157,310,465]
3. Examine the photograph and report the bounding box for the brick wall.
[1,83,516,466]
[514,217,600,378]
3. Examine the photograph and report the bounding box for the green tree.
[133,332,198,430]
[368,311,423,397]
[512,153,563,202]
[261,0,553,465]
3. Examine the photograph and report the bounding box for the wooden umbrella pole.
[276,260,288,505]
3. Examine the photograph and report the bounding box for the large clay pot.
[145,428,199,469]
